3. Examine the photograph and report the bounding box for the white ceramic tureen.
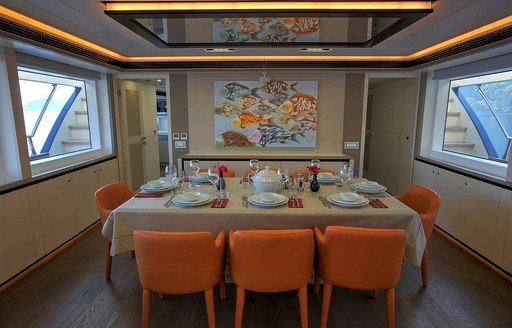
[252,166,280,193]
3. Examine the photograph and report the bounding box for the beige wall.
[186,72,349,157]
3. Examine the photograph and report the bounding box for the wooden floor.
[0,225,511,328]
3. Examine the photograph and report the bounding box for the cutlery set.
[241,195,248,208]
[319,195,331,208]
[163,191,176,207]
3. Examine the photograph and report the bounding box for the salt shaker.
[297,171,305,191]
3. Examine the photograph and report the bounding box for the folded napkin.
[135,192,164,198]
[288,198,303,208]
[369,198,388,208]
[211,198,228,208]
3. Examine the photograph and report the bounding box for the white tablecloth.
[102,178,426,266]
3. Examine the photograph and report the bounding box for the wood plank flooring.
[0,225,511,327]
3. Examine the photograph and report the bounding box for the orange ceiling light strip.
[124,55,406,62]
[104,2,432,11]
[408,14,512,59]
[0,5,124,60]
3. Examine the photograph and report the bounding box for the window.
[425,69,512,179]
[18,70,91,160]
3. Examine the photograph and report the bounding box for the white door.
[364,78,419,195]
[118,80,159,191]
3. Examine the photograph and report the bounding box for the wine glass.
[277,167,289,190]
[165,164,177,182]
[189,160,200,178]
[249,159,259,175]
[310,159,321,169]
[207,165,218,196]
[338,163,352,191]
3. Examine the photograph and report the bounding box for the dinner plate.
[326,193,369,207]
[140,181,177,192]
[172,192,212,206]
[351,182,387,193]
[190,173,210,183]
[317,174,340,183]
[248,193,288,207]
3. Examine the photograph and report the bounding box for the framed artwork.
[212,17,320,43]
[214,80,318,148]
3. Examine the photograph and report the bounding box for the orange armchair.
[95,182,134,279]
[199,168,236,177]
[314,226,406,328]
[134,230,226,328]
[395,184,441,286]
[229,229,314,328]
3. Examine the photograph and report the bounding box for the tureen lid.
[253,166,279,182]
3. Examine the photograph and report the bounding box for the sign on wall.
[214,80,318,148]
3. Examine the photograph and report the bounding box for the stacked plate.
[327,192,369,207]
[316,172,339,184]
[190,172,210,184]
[248,193,288,207]
[140,180,177,193]
[172,192,212,207]
[351,180,387,194]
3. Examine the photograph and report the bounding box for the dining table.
[102,178,426,266]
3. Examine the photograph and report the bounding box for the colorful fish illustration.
[249,123,304,146]
[218,131,252,147]
[239,96,260,108]
[290,17,320,35]
[268,22,290,37]
[231,112,274,129]
[220,28,258,43]
[213,18,240,27]
[268,91,290,107]
[260,34,297,43]
[260,80,299,94]
[281,93,318,116]
[246,103,276,116]
[215,102,245,117]
[289,118,317,133]
[239,19,261,33]
[218,82,261,101]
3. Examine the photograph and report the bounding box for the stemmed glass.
[207,165,218,197]
[249,159,259,175]
[165,163,177,183]
[310,159,321,169]
[277,167,289,190]
[337,163,353,192]
[189,160,200,178]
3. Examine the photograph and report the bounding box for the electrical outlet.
[344,141,359,150]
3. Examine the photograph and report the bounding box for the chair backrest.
[315,226,405,291]
[318,169,337,175]
[94,182,134,224]
[293,169,309,178]
[198,168,236,177]
[134,230,225,294]
[229,229,314,292]
[395,185,441,242]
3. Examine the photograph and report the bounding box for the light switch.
[344,141,359,150]
[175,141,186,149]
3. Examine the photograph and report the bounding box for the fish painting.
[289,118,317,133]
[231,112,274,129]
[259,81,299,94]
[213,18,240,27]
[239,19,261,33]
[248,123,304,146]
[267,91,290,107]
[268,22,290,37]
[260,34,296,43]
[290,17,320,36]
[218,82,261,101]
[215,102,245,117]
[281,93,318,116]
[246,103,276,116]
[220,28,258,43]
[218,131,252,147]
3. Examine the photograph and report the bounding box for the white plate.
[172,192,212,206]
[190,173,210,183]
[351,182,387,193]
[140,181,177,192]
[248,193,288,207]
[317,176,339,183]
[327,193,369,207]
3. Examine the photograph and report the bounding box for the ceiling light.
[301,48,332,53]
[204,48,235,53]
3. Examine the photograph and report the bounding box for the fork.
[319,195,331,209]
[241,195,248,208]
[164,191,176,207]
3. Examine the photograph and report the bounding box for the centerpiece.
[216,165,228,191]
[308,165,320,192]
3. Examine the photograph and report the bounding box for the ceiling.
[0,0,511,70]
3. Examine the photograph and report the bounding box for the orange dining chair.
[395,184,441,286]
[199,168,236,177]
[229,229,314,328]
[318,169,337,175]
[134,230,226,328]
[95,182,134,280]
[293,169,310,179]
[314,226,406,328]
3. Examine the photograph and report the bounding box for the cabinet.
[412,160,507,271]
[0,158,119,284]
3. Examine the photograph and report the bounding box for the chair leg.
[131,250,136,257]
[105,240,112,280]
[421,248,429,287]
[385,288,395,328]
[219,276,226,300]
[142,288,151,328]
[298,287,308,328]
[313,272,320,294]
[234,286,245,328]
[204,288,216,328]
[320,283,332,328]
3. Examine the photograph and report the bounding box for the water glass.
[249,159,259,175]
[189,160,200,177]
[207,166,218,196]
[165,164,177,182]
[310,159,321,169]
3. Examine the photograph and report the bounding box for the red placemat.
[288,198,303,208]
[135,192,164,198]
[211,198,228,208]
[369,198,388,208]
